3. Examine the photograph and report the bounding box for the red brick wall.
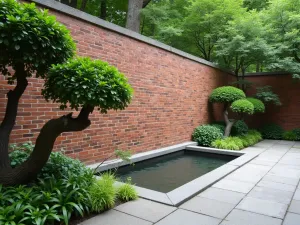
[0,8,229,164]
[245,75,300,130]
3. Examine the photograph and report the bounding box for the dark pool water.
[113,150,237,193]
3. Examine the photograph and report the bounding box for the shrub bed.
[192,125,223,147]
[1,143,137,225]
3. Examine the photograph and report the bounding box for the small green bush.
[231,120,249,136]
[211,137,243,151]
[260,123,284,139]
[248,130,263,141]
[246,98,265,113]
[210,123,226,134]
[4,142,94,225]
[283,131,297,141]
[292,128,300,141]
[231,99,254,114]
[89,173,116,213]
[192,125,223,146]
[117,178,138,202]
[209,86,246,103]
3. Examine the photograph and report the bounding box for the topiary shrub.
[283,131,297,141]
[192,125,223,146]
[209,86,246,103]
[246,98,265,113]
[260,124,284,139]
[292,128,300,141]
[231,120,249,136]
[231,99,254,115]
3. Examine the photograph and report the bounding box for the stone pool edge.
[88,143,259,206]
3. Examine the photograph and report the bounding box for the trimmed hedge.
[260,123,284,139]
[209,86,246,103]
[231,99,254,114]
[232,120,249,136]
[246,97,265,113]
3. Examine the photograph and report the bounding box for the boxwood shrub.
[283,131,297,141]
[260,123,284,139]
[292,128,300,141]
[231,120,249,136]
[192,125,223,147]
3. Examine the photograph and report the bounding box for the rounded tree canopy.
[209,86,246,103]
[42,57,133,113]
[246,97,265,113]
[0,0,75,81]
[231,99,254,115]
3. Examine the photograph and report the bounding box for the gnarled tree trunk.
[0,65,94,186]
[223,105,235,137]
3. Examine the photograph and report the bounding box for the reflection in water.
[114,151,236,193]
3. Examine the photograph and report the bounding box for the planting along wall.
[0,0,230,164]
[245,73,300,131]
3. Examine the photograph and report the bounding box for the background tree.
[181,0,244,61]
[243,0,269,10]
[215,11,275,90]
[0,1,133,186]
[209,86,264,137]
[264,0,300,79]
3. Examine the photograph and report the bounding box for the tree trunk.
[223,105,235,137]
[0,106,94,186]
[0,64,27,169]
[99,0,107,20]
[126,0,144,32]
[80,0,88,11]
[60,0,78,8]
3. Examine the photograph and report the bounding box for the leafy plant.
[283,131,297,141]
[192,125,223,147]
[231,120,249,136]
[292,128,300,141]
[117,178,138,202]
[260,123,284,139]
[246,98,265,113]
[210,122,226,134]
[230,99,254,115]
[89,173,116,213]
[255,86,281,106]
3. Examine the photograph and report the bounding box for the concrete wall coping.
[29,0,234,75]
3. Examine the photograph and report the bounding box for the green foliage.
[230,79,255,90]
[117,178,138,202]
[292,128,300,141]
[89,173,116,213]
[230,99,254,114]
[209,86,246,103]
[283,131,297,141]
[210,122,226,134]
[231,120,249,136]
[43,57,133,112]
[211,130,262,150]
[255,86,282,106]
[192,125,223,147]
[260,123,284,139]
[246,98,265,113]
[3,143,95,225]
[0,0,75,80]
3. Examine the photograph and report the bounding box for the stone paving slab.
[198,187,245,205]
[213,179,255,194]
[288,200,300,214]
[257,180,296,192]
[154,209,221,225]
[261,175,299,186]
[292,189,300,200]
[220,209,282,225]
[283,212,300,225]
[249,159,277,167]
[236,197,288,219]
[79,210,152,225]
[180,197,235,219]
[114,199,176,223]
[268,166,300,179]
[248,186,293,204]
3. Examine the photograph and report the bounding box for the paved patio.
[80,140,300,225]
